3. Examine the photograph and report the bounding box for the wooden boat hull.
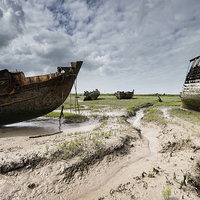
[115,91,134,99]
[0,61,82,125]
[180,86,200,111]
[180,55,200,111]
[84,89,100,101]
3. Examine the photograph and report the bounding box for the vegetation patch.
[56,94,181,117]
[143,107,167,124]
[170,108,200,122]
[63,113,89,123]
[46,112,88,123]
[162,186,171,200]
[45,111,62,117]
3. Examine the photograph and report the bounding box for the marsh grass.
[170,108,200,122]
[45,144,50,152]
[90,114,99,118]
[162,187,171,200]
[54,128,112,160]
[148,173,155,178]
[84,94,181,112]
[45,112,62,117]
[93,115,109,131]
[143,107,167,123]
[64,113,88,123]
[46,94,181,126]
[56,94,181,116]
[45,111,88,122]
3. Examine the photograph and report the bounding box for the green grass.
[143,107,167,123]
[63,113,88,123]
[170,108,200,122]
[61,94,181,113]
[45,112,88,123]
[162,187,171,200]
[45,112,61,117]
[47,94,181,124]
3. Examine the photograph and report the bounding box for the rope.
[59,105,64,131]
[73,76,80,114]
[59,76,64,131]
[70,93,71,113]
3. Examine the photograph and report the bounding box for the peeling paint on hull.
[0,61,83,125]
[180,55,200,111]
[180,91,200,111]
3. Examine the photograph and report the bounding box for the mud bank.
[1,105,200,200]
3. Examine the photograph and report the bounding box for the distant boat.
[115,90,134,99]
[84,89,100,101]
[180,55,200,111]
[0,61,83,125]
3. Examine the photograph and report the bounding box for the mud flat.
[0,105,200,200]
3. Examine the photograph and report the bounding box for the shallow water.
[54,107,126,117]
[0,107,125,138]
[0,116,99,138]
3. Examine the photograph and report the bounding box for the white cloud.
[0,0,200,94]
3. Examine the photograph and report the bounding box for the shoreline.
[0,105,200,199]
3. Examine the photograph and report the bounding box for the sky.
[0,0,200,94]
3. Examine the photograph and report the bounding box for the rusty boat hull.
[115,90,134,100]
[180,56,200,111]
[0,61,83,125]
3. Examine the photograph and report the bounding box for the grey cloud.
[0,7,3,18]
[1,0,200,94]
[32,31,75,63]
[0,0,25,49]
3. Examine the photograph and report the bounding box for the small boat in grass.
[115,90,134,99]
[83,89,100,101]
[0,61,83,125]
[180,55,200,111]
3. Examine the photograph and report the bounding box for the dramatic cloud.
[0,0,200,94]
[0,0,25,48]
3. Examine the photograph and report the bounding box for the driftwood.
[157,94,162,102]
[29,131,63,138]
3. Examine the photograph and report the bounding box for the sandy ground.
[0,106,200,200]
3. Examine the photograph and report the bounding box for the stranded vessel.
[83,89,100,101]
[180,55,200,111]
[115,90,134,100]
[0,61,83,125]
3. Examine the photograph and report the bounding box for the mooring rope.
[70,92,71,113]
[73,76,80,114]
[59,75,64,131]
[59,105,64,131]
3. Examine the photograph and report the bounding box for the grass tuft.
[170,108,200,122]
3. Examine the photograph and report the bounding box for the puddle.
[0,107,126,138]
[0,116,99,138]
[54,107,126,117]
